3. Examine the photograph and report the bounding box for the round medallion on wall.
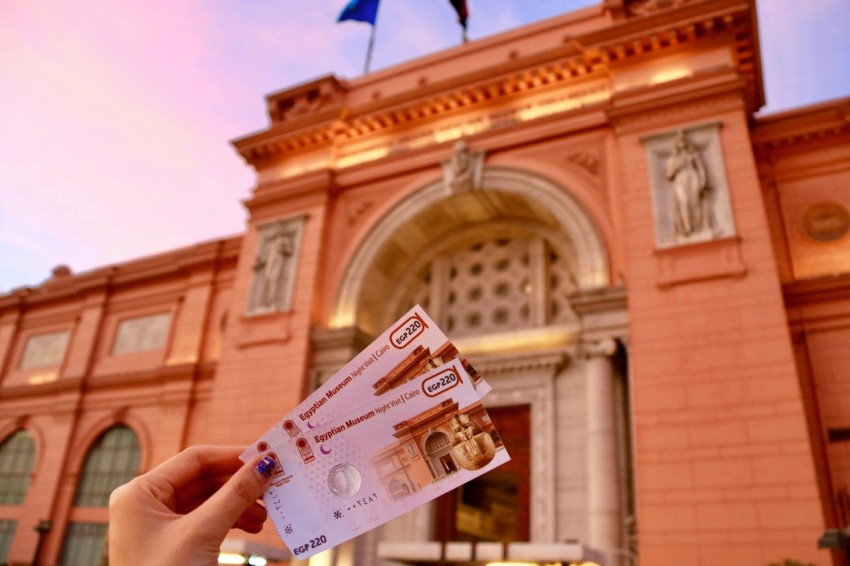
[800,202,850,243]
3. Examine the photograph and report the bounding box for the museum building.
[1,0,849,564]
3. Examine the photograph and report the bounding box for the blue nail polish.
[256,456,276,477]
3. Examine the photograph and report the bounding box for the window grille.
[0,430,36,505]
[74,426,140,507]
[58,522,108,566]
[398,232,577,336]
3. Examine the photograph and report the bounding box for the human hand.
[109,445,276,566]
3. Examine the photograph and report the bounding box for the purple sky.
[1,0,848,293]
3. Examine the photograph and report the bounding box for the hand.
[109,445,275,566]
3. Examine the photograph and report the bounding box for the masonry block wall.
[616,94,826,564]
[0,239,238,564]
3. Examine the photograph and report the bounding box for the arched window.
[59,425,140,566]
[0,430,36,505]
[0,430,36,563]
[74,425,140,506]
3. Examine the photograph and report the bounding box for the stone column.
[584,337,622,566]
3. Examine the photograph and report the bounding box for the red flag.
[449,0,468,34]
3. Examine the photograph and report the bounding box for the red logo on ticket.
[390,313,428,349]
[422,367,461,397]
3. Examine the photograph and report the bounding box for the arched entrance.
[332,166,610,334]
[424,431,457,479]
[313,165,629,564]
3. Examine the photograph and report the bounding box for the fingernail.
[256,456,276,478]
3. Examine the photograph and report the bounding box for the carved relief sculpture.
[257,230,295,308]
[442,139,485,193]
[247,215,305,314]
[665,130,714,238]
[641,123,736,248]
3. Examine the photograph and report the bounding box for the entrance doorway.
[433,404,531,542]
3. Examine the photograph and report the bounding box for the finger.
[193,455,275,540]
[233,502,268,533]
[143,446,244,492]
[172,473,235,514]
[132,447,246,512]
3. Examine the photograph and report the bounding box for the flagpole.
[363,0,381,74]
[364,23,377,74]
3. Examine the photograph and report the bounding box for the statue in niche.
[442,139,485,193]
[665,130,715,239]
[253,229,296,310]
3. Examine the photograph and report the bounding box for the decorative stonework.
[566,150,601,177]
[582,337,618,359]
[268,76,347,123]
[441,140,486,193]
[800,202,850,243]
[20,330,70,369]
[641,122,736,248]
[347,199,374,224]
[113,313,171,355]
[246,215,305,314]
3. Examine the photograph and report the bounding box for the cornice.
[752,96,850,153]
[468,349,571,375]
[0,377,84,400]
[244,169,335,212]
[0,237,242,311]
[606,69,746,132]
[0,362,216,403]
[234,0,760,168]
[570,285,629,315]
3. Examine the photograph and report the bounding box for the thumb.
[195,455,275,539]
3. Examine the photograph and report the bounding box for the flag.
[449,0,468,30]
[337,0,380,25]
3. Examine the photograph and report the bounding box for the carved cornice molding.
[467,349,570,375]
[570,285,628,316]
[234,0,759,166]
[0,238,241,311]
[607,73,746,133]
[246,169,336,212]
[752,97,850,153]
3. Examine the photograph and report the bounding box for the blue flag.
[337,0,380,25]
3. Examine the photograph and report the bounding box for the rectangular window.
[0,520,17,564]
[20,331,70,369]
[112,313,171,355]
[59,522,108,566]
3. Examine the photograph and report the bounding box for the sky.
[1,0,849,293]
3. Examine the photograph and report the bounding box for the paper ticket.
[242,306,489,461]
[260,358,510,559]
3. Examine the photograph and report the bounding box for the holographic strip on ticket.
[242,305,489,461]
[260,358,510,559]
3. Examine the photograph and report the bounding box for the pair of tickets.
[241,306,510,559]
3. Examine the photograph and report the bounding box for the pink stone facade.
[1,1,849,565]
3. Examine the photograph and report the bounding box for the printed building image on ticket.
[260,360,509,559]
[372,398,500,502]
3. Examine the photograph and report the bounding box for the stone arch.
[332,166,610,333]
[66,413,150,475]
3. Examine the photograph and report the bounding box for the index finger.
[138,446,245,493]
